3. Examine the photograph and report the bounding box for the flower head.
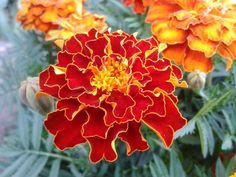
[17,0,83,33]
[45,11,107,48]
[39,28,187,163]
[145,0,236,73]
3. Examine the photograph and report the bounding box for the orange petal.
[190,22,222,42]
[146,1,180,23]
[187,35,218,57]
[162,43,187,65]
[152,21,188,44]
[183,49,213,73]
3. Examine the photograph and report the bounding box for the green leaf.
[169,150,186,177]
[0,154,28,177]
[69,164,84,177]
[197,119,215,158]
[49,159,61,177]
[12,154,38,177]
[216,158,226,177]
[152,155,168,177]
[18,110,30,149]
[226,156,236,176]
[24,156,48,177]
[32,114,43,150]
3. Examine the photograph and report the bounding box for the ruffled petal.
[106,91,135,118]
[143,96,187,148]
[54,110,88,150]
[83,107,109,138]
[119,122,149,155]
[87,123,127,164]
[66,64,94,91]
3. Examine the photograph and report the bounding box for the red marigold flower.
[39,28,187,163]
[144,0,236,73]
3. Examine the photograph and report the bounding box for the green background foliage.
[0,0,235,176]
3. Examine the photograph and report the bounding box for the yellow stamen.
[90,57,130,92]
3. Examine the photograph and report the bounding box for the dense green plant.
[0,0,235,176]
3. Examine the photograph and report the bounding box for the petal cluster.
[127,0,236,73]
[17,0,80,33]
[45,11,107,48]
[39,28,187,163]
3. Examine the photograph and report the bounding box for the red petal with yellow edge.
[152,21,188,44]
[54,110,88,151]
[143,96,187,148]
[190,22,222,42]
[187,35,217,57]
[171,65,183,79]
[39,67,61,98]
[146,58,171,71]
[184,49,213,73]
[64,36,82,54]
[44,110,70,135]
[146,1,180,23]
[129,85,153,121]
[144,91,166,117]
[106,91,135,118]
[45,66,66,87]
[108,35,126,56]
[87,123,128,164]
[86,37,108,57]
[83,107,109,138]
[145,66,174,93]
[119,122,149,155]
[123,40,141,59]
[131,57,149,76]
[162,43,187,65]
[78,92,102,107]
[57,51,73,67]
[66,64,94,91]
[57,99,81,120]
[58,84,84,99]
[73,53,92,69]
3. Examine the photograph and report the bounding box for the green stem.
[25,150,75,162]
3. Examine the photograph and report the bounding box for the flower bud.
[19,77,53,115]
[187,70,206,90]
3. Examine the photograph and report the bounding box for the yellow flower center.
[91,56,130,92]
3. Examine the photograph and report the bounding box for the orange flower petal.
[152,21,188,44]
[184,49,213,73]
[187,35,218,57]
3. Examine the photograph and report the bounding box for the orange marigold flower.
[39,28,187,163]
[16,0,83,33]
[145,0,236,73]
[45,11,107,48]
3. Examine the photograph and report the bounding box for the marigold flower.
[45,11,107,48]
[39,28,187,163]
[145,0,236,73]
[230,172,236,177]
[17,0,83,33]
